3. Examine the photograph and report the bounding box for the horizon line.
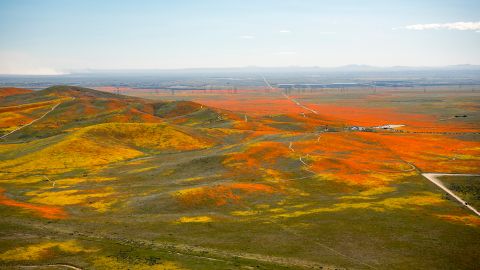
[1,63,480,76]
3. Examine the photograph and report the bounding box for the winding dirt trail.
[0,102,62,140]
[422,173,480,216]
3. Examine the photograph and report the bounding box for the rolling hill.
[0,85,479,270]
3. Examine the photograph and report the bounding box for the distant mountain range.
[1,65,479,90]
[2,65,480,77]
[62,64,480,76]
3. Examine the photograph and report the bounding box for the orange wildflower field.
[1,86,479,269]
[0,188,67,219]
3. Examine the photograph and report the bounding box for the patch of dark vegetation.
[268,122,307,132]
[440,176,480,210]
[153,100,201,118]
[41,85,133,100]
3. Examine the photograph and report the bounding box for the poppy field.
[0,85,479,269]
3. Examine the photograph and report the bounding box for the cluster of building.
[346,124,405,132]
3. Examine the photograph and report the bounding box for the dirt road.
[282,93,319,115]
[0,102,62,140]
[422,173,480,216]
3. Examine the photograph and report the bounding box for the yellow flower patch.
[0,240,95,261]
[437,214,480,227]
[26,187,115,212]
[276,193,443,219]
[176,216,213,223]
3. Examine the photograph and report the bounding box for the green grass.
[439,176,480,210]
[1,86,479,270]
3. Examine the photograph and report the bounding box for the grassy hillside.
[0,87,33,98]
[0,86,479,270]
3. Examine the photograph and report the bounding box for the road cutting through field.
[422,173,480,216]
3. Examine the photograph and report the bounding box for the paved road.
[422,173,480,216]
[0,101,62,140]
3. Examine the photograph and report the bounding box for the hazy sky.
[0,0,479,74]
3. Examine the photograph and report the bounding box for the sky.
[0,0,479,74]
